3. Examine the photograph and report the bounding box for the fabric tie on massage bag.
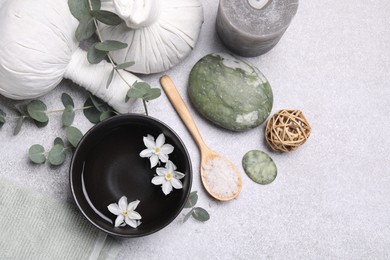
[0,178,120,259]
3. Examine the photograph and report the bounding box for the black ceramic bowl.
[70,114,192,237]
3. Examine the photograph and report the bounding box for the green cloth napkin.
[0,178,120,260]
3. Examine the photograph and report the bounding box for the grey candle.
[216,0,299,57]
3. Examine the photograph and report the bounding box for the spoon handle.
[160,75,209,152]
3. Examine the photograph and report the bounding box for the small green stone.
[242,150,277,185]
[189,53,273,131]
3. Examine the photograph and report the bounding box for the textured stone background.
[1,0,389,259]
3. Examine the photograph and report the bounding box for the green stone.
[188,53,273,131]
[242,150,277,185]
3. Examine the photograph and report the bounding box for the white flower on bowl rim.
[107,196,142,228]
[152,160,185,195]
[139,133,174,168]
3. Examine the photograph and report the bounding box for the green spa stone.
[242,150,277,185]
[188,53,273,131]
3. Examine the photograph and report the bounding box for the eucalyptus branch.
[3,115,29,120]
[29,127,83,166]
[87,0,116,66]
[183,191,210,223]
[0,93,116,136]
[143,100,149,116]
[47,106,94,114]
[25,92,115,166]
[82,0,161,115]
[86,0,150,115]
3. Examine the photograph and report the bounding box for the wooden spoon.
[160,75,242,201]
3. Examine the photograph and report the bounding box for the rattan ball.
[265,110,311,152]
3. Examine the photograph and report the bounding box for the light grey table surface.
[1,0,390,259]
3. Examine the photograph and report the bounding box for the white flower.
[139,133,174,168]
[151,160,185,195]
[107,196,142,228]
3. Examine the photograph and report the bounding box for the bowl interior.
[70,114,192,237]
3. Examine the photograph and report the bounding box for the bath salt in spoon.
[160,76,242,201]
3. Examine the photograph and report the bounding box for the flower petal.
[115,214,124,227]
[156,167,166,176]
[146,134,154,141]
[156,133,165,147]
[162,181,173,195]
[171,178,183,189]
[152,176,165,185]
[118,196,128,211]
[125,217,138,228]
[158,153,169,163]
[128,210,142,220]
[143,136,155,149]
[173,171,185,179]
[107,203,121,215]
[139,149,153,158]
[127,200,140,211]
[160,144,174,154]
[166,160,177,171]
[150,155,159,168]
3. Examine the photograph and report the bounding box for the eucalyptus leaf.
[76,16,96,42]
[90,95,107,112]
[0,109,6,127]
[54,137,64,146]
[95,40,128,51]
[184,191,198,208]
[192,207,210,222]
[106,69,114,89]
[144,88,161,101]
[28,144,46,164]
[87,43,108,64]
[127,83,150,99]
[13,117,25,135]
[48,144,66,166]
[61,93,74,108]
[90,10,123,25]
[127,82,161,102]
[68,0,90,21]
[115,61,135,70]
[62,105,75,127]
[90,0,101,10]
[66,126,83,148]
[34,120,49,128]
[183,209,194,223]
[100,111,112,121]
[83,97,101,124]
[133,82,151,91]
[27,100,48,123]
[13,102,28,114]
[126,88,146,99]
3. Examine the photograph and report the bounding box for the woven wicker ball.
[265,110,311,152]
